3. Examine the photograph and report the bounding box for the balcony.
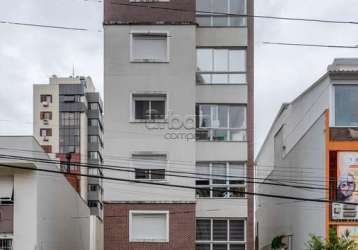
[0,204,13,234]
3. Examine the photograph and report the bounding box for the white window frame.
[197,104,247,142]
[131,152,168,181]
[129,210,170,242]
[130,31,170,63]
[330,83,358,128]
[130,92,168,122]
[196,218,247,249]
[195,162,247,199]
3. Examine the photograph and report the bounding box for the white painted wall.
[0,137,90,250]
[104,25,197,202]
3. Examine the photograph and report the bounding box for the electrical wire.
[0,161,353,205]
[263,42,358,49]
[109,2,358,26]
[0,152,332,190]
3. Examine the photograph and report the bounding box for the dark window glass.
[135,169,150,179]
[196,220,211,240]
[229,220,245,241]
[196,187,210,198]
[135,100,150,120]
[213,245,228,250]
[196,244,210,250]
[213,187,228,198]
[151,169,165,179]
[335,85,358,126]
[230,244,245,250]
[213,220,228,241]
[151,101,165,119]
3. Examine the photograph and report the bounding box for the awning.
[0,176,13,199]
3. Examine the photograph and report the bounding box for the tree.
[306,228,358,250]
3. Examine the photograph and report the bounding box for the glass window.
[132,33,168,62]
[196,0,247,27]
[197,48,246,85]
[196,219,246,250]
[196,220,211,240]
[133,154,167,180]
[196,162,246,199]
[196,104,247,141]
[133,94,166,121]
[334,85,358,127]
[40,94,52,103]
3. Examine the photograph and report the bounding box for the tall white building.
[103,0,254,249]
[33,76,104,250]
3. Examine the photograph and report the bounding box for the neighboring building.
[103,0,254,249]
[33,76,104,250]
[255,59,358,249]
[0,136,90,250]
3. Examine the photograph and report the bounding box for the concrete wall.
[104,25,197,202]
[256,112,327,250]
[0,137,90,250]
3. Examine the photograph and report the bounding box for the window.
[196,0,246,27]
[333,85,358,127]
[196,162,246,198]
[40,94,52,103]
[129,211,169,242]
[132,154,167,180]
[131,33,169,62]
[196,219,245,250]
[197,48,246,85]
[89,102,101,112]
[132,94,166,121]
[40,112,52,120]
[0,176,13,203]
[89,151,102,161]
[40,128,52,137]
[196,104,247,141]
[88,184,100,192]
[62,95,81,103]
[88,200,100,208]
[0,239,12,250]
[60,112,80,126]
[41,145,52,153]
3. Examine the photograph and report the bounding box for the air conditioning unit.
[42,101,49,107]
[332,203,358,220]
[43,119,49,125]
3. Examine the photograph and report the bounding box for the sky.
[0,0,358,155]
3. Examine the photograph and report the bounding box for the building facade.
[103,0,254,249]
[0,136,91,250]
[33,76,104,250]
[255,59,358,249]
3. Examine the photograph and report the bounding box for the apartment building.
[255,59,358,249]
[103,0,254,249]
[33,76,104,250]
[0,136,90,250]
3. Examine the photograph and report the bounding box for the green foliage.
[271,235,286,249]
[305,228,358,250]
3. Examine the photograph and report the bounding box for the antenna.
[72,64,75,78]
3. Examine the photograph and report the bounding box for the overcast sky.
[0,0,358,155]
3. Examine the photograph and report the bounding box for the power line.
[0,20,91,31]
[0,146,332,187]
[263,41,358,49]
[0,153,329,191]
[109,2,358,26]
[0,161,354,205]
[0,152,334,191]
